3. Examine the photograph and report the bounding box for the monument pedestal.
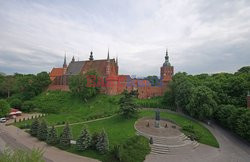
[155,120,160,128]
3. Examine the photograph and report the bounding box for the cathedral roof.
[66,61,85,75]
[66,59,116,76]
[50,68,64,81]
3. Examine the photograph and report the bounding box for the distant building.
[48,49,174,99]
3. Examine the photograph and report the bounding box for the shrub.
[21,101,35,112]
[46,126,58,145]
[59,123,72,149]
[37,120,48,141]
[30,119,40,137]
[10,98,22,109]
[96,129,109,154]
[91,132,100,150]
[76,126,92,151]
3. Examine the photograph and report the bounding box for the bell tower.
[160,49,174,90]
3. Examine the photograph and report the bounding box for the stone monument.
[155,108,160,128]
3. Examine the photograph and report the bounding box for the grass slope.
[16,91,120,126]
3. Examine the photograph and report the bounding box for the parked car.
[0,117,7,123]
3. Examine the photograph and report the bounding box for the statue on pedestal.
[155,108,160,128]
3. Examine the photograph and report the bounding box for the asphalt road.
[0,124,53,162]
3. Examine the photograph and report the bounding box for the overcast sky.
[0,0,250,77]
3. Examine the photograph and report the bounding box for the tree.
[76,126,92,151]
[145,76,160,86]
[96,129,109,154]
[34,72,51,94]
[119,90,137,118]
[10,98,22,109]
[0,75,15,98]
[30,119,40,137]
[37,120,48,141]
[91,132,100,150]
[236,66,250,74]
[46,125,58,145]
[187,86,217,120]
[69,71,100,101]
[59,123,72,149]
[0,99,10,117]
[21,101,35,112]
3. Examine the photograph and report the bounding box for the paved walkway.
[145,122,250,162]
[0,123,99,162]
[54,114,117,128]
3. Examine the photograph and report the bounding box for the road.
[0,123,99,162]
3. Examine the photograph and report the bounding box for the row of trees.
[162,66,250,141]
[0,72,51,100]
[30,119,109,154]
[214,105,250,142]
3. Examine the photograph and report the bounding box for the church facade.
[48,50,174,99]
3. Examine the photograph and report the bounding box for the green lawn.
[54,109,219,161]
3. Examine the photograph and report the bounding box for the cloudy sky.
[0,0,250,76]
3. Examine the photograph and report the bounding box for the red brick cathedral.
[48,50,174,99]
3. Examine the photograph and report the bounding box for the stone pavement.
[0,123,99,162]
[144,122,250,162]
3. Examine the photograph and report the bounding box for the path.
[0,123,99,162]
[54,114,117,128]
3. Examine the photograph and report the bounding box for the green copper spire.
[89,51,94,61]
[163,49,171,66]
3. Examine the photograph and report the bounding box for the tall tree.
[0,75,15,98]
[76,126,92,151]
[46,125,58,145]
[0,99,10,117]
[187,86,217,120]
[96,129,109,154]
[30,119,40,137]
[59,123,72,149]
[37,120,48,141]
[119,90,137,118]
[69,71,100,101]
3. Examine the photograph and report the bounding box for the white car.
[0,118,7,123]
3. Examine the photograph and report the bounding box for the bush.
[21,101,35,112]
[96,129,109,154]
[30,119,40,137]
[10,98,22,109]
[105,136,150,162]
[76,126,92,151]
[46,126,58,145]
[59,123,72,149]
[0,99,10,117]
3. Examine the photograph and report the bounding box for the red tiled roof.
[50,68,64,77]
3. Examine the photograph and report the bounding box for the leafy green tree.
[0,99,10,117]
[46,125,58,145]
[235,110,250,141]
[10,98,22,108]
[119,90,137,118]
[214,105,236,127]
[59,123,72,149]
[69,71,100,101]
[187,86,217,120]
[96,129,109,154]
[37,120,48,141]
[145,75,160,86]
[21,101,35,112]
[34,72,51,93]
[76,126,92,151]
[0,75,15,98]
[175,81,194,112]
[30,119,40,137]
[236,66,250,74]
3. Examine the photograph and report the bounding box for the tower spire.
[63,53,67,68]
[71,56,75,63]
[89,51,94,61]
[107,49,110,62]
[163,48,171,66]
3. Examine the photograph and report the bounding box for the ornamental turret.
[89,51,94,61]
